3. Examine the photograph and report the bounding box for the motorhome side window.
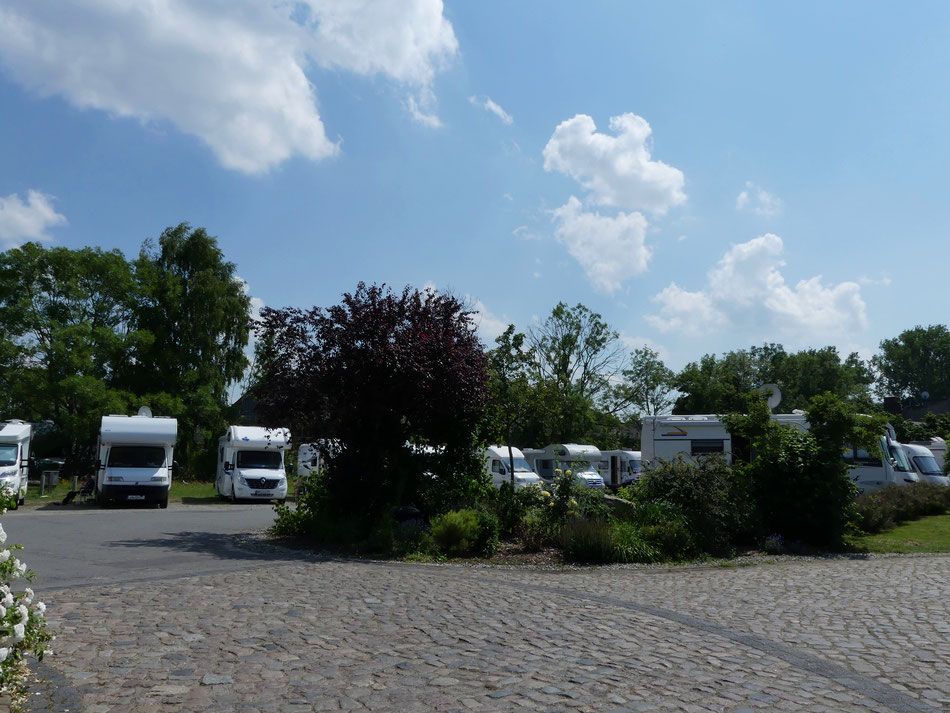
[0,445,17,466]
[844,446,882,467]
[690,439,724,456]
[491,460,504,474]
[235,450,282,469]
[107,446,166,468]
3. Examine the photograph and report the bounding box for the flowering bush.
[0,492,52,698]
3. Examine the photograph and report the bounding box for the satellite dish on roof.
[137,406,153,418]
[758,384,782,411]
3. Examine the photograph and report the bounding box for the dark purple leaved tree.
[254,283,489,515]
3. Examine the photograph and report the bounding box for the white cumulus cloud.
[0,190,67,249]
[0,0,458,173]
[543,113,686,215]
[551,196,650,295]
[736,181,782,217]
[543,112,685,294]
[647,234,867,341]
[469,95,513,125]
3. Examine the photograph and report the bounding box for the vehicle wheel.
[159,495,168,509]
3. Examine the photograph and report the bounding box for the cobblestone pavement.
[38,552,950,712]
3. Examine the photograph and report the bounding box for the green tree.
[0,242,141,470]
[527,302,626,442]
[872,325,950,402]
[483,325,533,477]
[620,346,675,416]
[673,344,872,414]
[125,224,251,477]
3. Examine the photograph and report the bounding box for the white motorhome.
[598,450,643,488]
[96,412,177,508]
[902,443,948,486]
[0,420,32,508]
[908,437,946,473]
[641,413,918,496]
[485,446,542,489]
[523,444,605,488]
[216,426,290,503]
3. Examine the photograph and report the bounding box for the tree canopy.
[872,325,950,402]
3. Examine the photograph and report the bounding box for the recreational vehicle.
[523,444,605,488]
[902,443,948,486]
[0,420,31,508]
[485,446,542,488]
[908,437,946,473]
[641,413,918,496]
[96,411,177,508]
[216,426,290,503]
[598,450,643,488]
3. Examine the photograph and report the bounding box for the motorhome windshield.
[912,455,943,476]
[511,458,534,472]
[0,445,17,466]
[108,446,165,468]
[236,450,282,469]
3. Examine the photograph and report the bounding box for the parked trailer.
[216,426,290,503]
[523,444,605,488]
[485,446,542,488]
[640,413,917,496]
[96,413,177,508]
[0,420,32,508]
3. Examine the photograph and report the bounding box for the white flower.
[0,604,6,618]
[0,647,8,662]
[36,602,46,614]
[17,604,28,624]
[13,623,25,642]
[1,593,12,607]
[23,588,34,604]
[0,549,9,562]
[0,523,6,544]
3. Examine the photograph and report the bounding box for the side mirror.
[224,462,232,471]
[96,459,103,471]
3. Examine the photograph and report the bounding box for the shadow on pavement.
[105,530,311,563]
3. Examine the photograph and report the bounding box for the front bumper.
[100,483,169,502]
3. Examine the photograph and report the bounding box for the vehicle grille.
[247,478,280,490]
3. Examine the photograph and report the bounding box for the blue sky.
[1,1,948,375]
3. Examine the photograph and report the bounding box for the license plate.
[252,490,271,496]
[127,495,146,501]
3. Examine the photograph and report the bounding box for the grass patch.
[24,479,220,505]
[857,513,950,554]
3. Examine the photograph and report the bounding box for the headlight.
[238,476,248,486]
[150,475,167,482]
[107,476,124,482]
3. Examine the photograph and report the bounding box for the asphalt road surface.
[2,501,279,590]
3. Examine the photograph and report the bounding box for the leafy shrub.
[855,483,950,534]
[430,509,481,556]
[632,501,698,560]
[638,454,740,556]
[611,521,660,563]
[561,518,616,563]
[492,482,548,538]
[518,509,558,552]
[473,507,500,557]
[393,518,432,555]
[762,534,785,554]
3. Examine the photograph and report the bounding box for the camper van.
[908,437,947,473]
[598,450,643,488]
[641,413,917,496]
[902,443,948,486]
[485,446,542,488]
[297,442,323,481]
[0,420,32,508]
[96,412,177,508]
[216,426,290,503]
[523,444,605,488]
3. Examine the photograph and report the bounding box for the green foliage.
[725,394,872,547]
[430,509,482,556]
[872,324,950,401]
[560,518,616,563]
[619,346,675,416]
[491,481,547,538]
[854,483,950,534]
[673,344,873,414]
[636,454,741,555]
